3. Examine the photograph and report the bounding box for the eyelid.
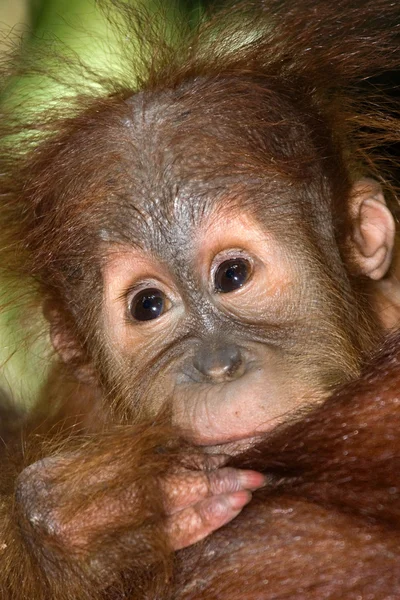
[210,248,253,274]
[118,281,146,301]
[117,278,169,303]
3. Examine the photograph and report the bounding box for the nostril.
[193,344,244,382]
[220,345,242,376]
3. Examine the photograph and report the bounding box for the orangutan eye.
[214,258,252,293]
[129,288,166,321]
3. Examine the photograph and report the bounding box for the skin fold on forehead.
[104,79,328,210]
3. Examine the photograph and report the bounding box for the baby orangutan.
[0,0,400,598]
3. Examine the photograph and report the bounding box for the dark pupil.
[130,288,165,321]
[215,258,251,293]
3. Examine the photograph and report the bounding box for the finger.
[167,490,252,551]
[164,468,266,514]
[208,468,267,494]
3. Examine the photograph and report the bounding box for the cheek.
[101,299,174,371]
[97,323,179,418]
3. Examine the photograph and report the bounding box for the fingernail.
[227,490,252,510]
[238,470,268,490]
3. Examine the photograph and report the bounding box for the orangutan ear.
[348,178,396,280]
[43,299,95,383]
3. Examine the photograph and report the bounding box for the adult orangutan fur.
[0,0,400,599]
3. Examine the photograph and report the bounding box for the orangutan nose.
[193,343,245,383]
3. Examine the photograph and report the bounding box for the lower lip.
[201,435,266,456]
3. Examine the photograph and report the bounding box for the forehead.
[100,78,318,254]
[119,76,316,185]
